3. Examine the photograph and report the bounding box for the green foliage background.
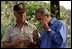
[1,1,71,48]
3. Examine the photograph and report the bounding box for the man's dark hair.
[35,7,50,16]
[13,3,26,13]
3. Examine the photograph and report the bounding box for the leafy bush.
[1,1,71,48]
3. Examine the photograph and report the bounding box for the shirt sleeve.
[32,23,41,38]
[1,27,11,42]
[49,21,68,46]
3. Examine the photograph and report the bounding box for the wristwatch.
[47,29,51,32]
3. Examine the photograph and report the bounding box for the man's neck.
[16,20,26,28]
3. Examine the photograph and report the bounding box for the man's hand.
[40,20,50,32]
[20,40,32,48]
[11,39,22,47]
[11,39,31,48]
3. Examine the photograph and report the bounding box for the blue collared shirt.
[40,18,68,48]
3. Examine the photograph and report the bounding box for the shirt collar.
[13,20,28,27]
[50,17,57,25]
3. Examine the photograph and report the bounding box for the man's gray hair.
[36,7,50,16]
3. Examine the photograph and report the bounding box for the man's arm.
[1,39,22,48]
[2,41,14,48]
[48,22,67,46]
[41,20,67,46]
[31,30,40,48]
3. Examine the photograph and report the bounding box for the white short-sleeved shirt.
[1,21,40,48]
